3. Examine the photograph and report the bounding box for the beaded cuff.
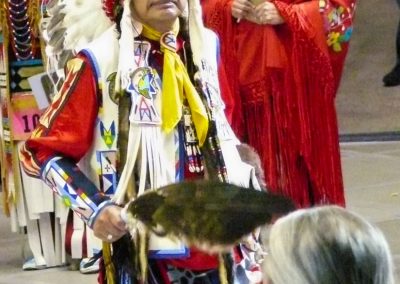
[41,156,110,227]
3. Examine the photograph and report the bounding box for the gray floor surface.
[337,0,400,135]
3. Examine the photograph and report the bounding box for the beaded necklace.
[5,0,37,61]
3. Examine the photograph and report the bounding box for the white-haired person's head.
[262,205,394,284]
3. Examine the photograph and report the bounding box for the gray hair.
[263,206,394,284]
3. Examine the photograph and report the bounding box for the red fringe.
[204,0,245,139]
[204,0,346,208]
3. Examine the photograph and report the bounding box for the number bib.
[10,92,43,141]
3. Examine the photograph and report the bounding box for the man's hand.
[255,1,285,25]
[231,0,256,22]
[232,0,284,25]
[92,205,128,242]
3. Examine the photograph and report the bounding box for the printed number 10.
[22,114,40,133]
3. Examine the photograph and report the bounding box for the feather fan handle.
[219,254,229,284]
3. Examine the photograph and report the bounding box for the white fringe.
[188,0,206,71]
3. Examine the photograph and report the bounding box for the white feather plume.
[41,0,114,71]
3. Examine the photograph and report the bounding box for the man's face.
[131,0,187,28]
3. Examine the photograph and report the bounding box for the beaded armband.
[41,156,112,228]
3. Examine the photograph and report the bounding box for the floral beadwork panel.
[320,0,356,52]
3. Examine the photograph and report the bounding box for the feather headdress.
[41,0,115,71]
[40,0,208,83]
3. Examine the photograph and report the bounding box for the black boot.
[383,18,400,87]
[383,63,400,87]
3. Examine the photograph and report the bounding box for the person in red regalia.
[201,0,356,208]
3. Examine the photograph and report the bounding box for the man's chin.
[152,10,181,23]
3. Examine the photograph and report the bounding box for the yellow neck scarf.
[141,21,209,146]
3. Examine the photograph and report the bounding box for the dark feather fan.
[124,179,295,252]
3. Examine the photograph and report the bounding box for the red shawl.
[202,0,355,208]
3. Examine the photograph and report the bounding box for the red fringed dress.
[202,0,355,208]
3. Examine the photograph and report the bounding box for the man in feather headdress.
[201,0,356,208]
[18,0,277,282]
